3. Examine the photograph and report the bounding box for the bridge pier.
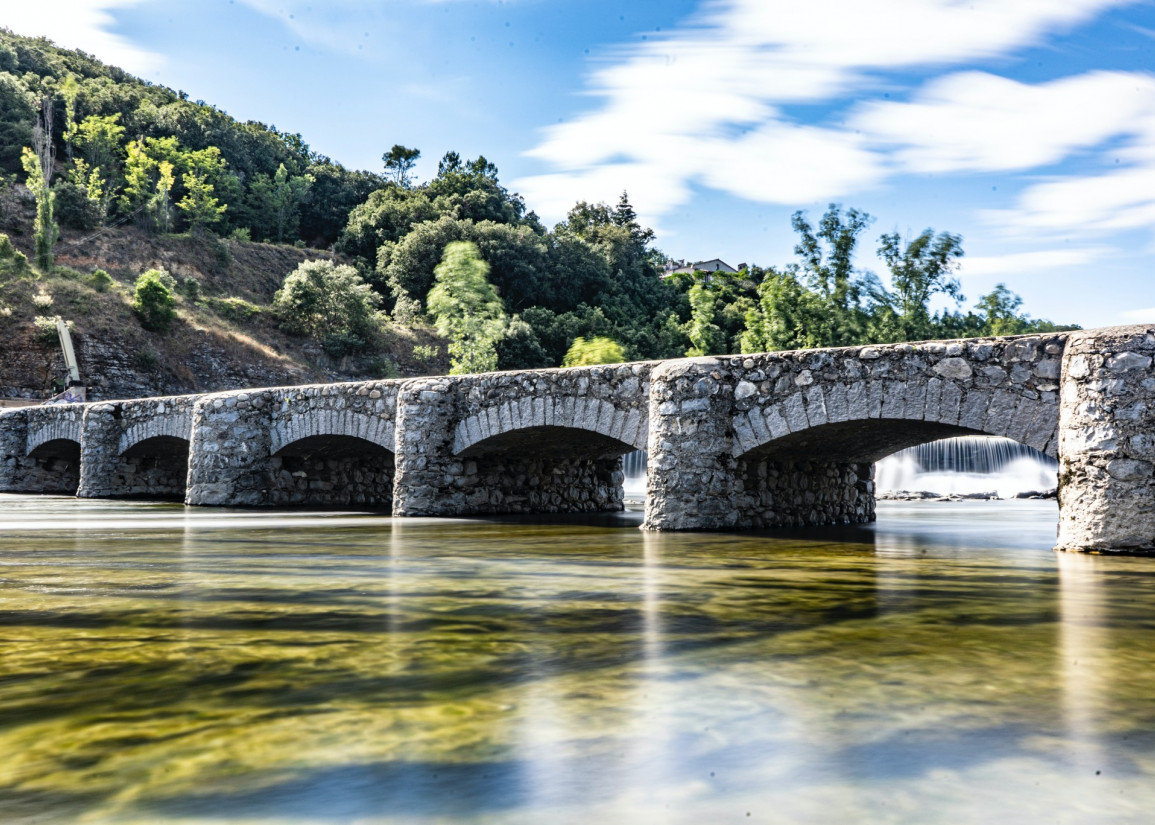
[1057,326,1155,553]
[643,358,876,530]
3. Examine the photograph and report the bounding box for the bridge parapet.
[644,334,1069,530]
[394,364,652,516]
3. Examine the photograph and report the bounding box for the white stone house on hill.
[661,258,740,281]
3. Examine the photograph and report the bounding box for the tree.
[867,229,965,343]
[383,144,420,187]
[788,205,873,347]
[426,241,507,375]
[684,283,724,356]
[132,269,177,332]
[273,260,382,356]
[177,170,226,230]
[21,147,56,272]
[0,72,34,174]
[563,336,626,367]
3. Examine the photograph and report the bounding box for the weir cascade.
[2,326,1155,553]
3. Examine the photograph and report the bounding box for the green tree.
[684,283,724,356]
[132,269,177,332]
[273,259,382,356]
[21,146,56,272]
[563,336,626,367]
[383,144,420,187]
[0,72,33,174]
[426,241,507,375]
[788,205,872,347]
[869,229,964,342]
[177,170,226,230]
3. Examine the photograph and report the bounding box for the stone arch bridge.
[1,326,1153,553]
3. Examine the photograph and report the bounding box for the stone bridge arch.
[394,364,652,516]
[186,380,401,509]
[26,418,83,456]
[645,335,1067,531]
[78,397,199,500]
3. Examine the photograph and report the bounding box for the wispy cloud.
[959,248,1108,278]
[235,0,399,56]
[515,0,1134,227]
[1120,305,1155,321]
[5,0,162,75]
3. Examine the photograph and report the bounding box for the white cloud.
[853,71,1155,173]
[959,248,1107,278]
[4,0,162,75]
[516,0,1133,222]
[1120,306,1155,321]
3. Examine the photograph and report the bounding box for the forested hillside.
[0,28,1077,399]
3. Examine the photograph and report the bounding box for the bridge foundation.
[1057,325,1155,553]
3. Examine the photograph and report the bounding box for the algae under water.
[1,494,1154,823]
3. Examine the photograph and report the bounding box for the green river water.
[1,494,1154,824]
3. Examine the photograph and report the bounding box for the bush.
[563,336,626,367]
[88,269,113,292]
[207,296,262,323]
[33,315,71,345]
[31,290,53,309]
[273,259,381,355]
[0,234,28,275]
[178,276,201,302]
[230,227,252,242]
[131,269,177,332]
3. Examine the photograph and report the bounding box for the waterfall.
[623,450,647,499]
[875,436,1057,498]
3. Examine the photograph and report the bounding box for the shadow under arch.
[116,434,191,500]
[25,438,81,494]
[271,434,394,509]
[453,425,635,515]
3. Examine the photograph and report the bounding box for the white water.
[622,436,1059,501]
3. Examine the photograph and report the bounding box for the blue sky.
[7,0,1155,328]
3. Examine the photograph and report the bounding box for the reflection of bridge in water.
[2,325,1154,552]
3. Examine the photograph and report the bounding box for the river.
[1,494,1154,824]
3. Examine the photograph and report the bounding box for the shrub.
[31,290,53,309]
[0,234,28,275]
[208,296,263,323]
[563,336,626,367]
[33,315,71,345]
[412,344,438,364]
[178,276,201,302]
[229,227,252,242]
[88,269,113,292]
[131,269,177,332]
[273,259,381,356]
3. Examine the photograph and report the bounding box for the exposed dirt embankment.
[0,195,446,401]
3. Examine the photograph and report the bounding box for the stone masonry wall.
[186,380,399,507]
[1057,325,1155,552]
[736,459,875,529]
[645,334,1068,530]
[79,395,197,499]
[394,364,652,517]
[4,405,87,494]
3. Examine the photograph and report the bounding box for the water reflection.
[1,495,1155,823]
